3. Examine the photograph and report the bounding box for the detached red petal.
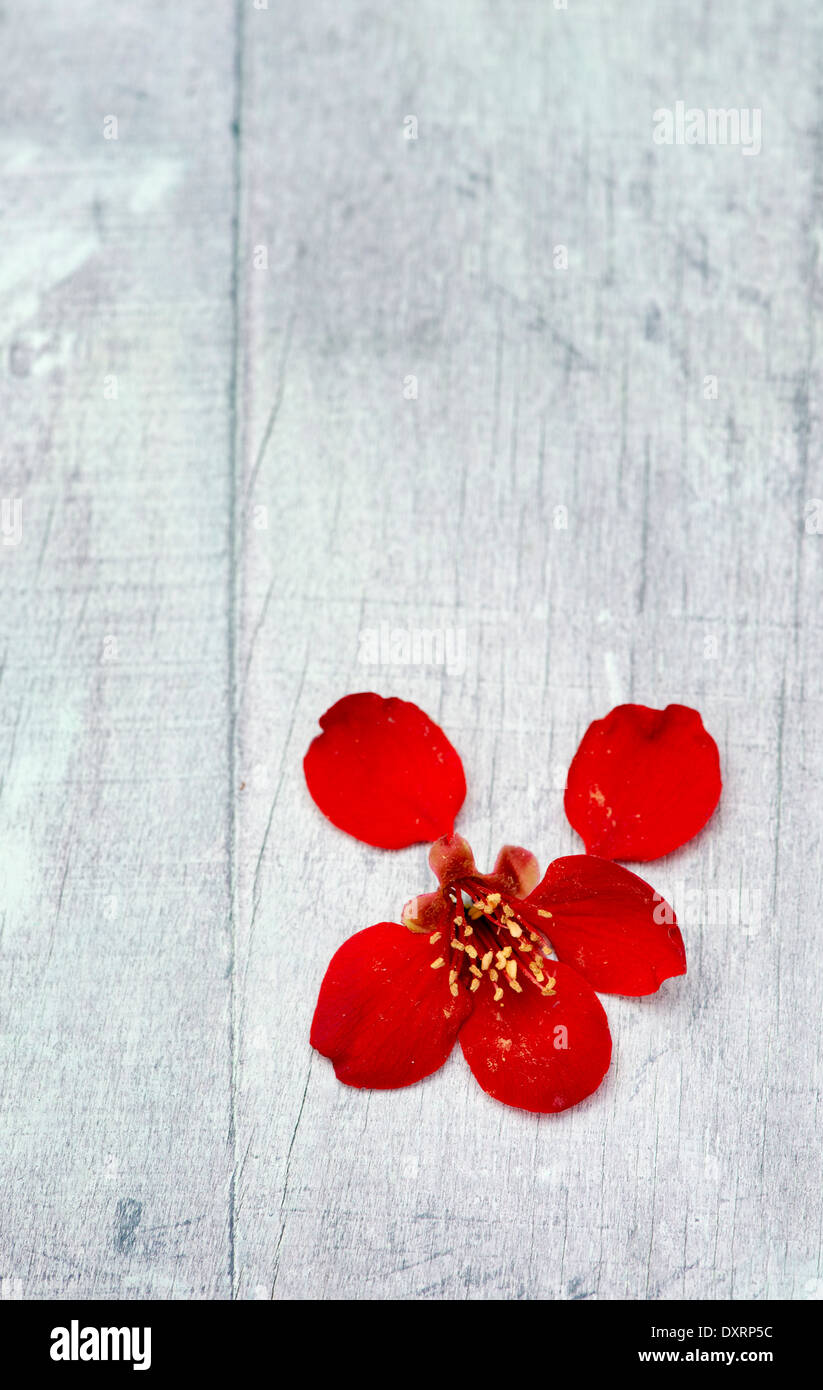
[459,961,612,1113]
[565,703,721,861]
[526,855,686,996]
[310,922,471,1089]
[304,693,466,849]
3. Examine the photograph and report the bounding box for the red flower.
[303,693,466,849]
[311,835,686,1113]
[565,703,721,861]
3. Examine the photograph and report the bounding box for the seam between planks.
[227,0,247,1302]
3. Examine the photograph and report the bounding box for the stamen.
[450,938,465,951]
[429,932,441,944]
[493,986,504,1002]
[481,951,493,971]
[538,909,553,919]
[431,957,446,970]
[470,978,480,992]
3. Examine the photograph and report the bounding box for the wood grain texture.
[3,0,822,1301]
[1,2,237,1298]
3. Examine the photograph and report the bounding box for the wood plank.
[0,1,237,1297]
[234,0,823,1299]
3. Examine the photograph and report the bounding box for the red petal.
[526,856,686,996]
[310,922,472,1089]
[459,962,612,1113]
[564,703,721,861]
[304,693,466,849]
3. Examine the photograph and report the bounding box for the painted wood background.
[1,0,821,1301]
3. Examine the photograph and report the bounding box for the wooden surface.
[1,0,821,1301]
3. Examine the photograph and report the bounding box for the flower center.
[429,880,557,1006]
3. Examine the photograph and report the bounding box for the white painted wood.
[3,0,821,1301]
[0,2,237,1298]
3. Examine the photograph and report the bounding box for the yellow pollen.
[489,968,499,982]
[431,957,445,970]
[450,938,464,951]
[508,979,523,993]
[505,960,518,980]
[465,944,478,960]
[537,909,553,919]
[429,932,441,943]
[502,903,514,918]
[449,969,458,985]
[508,923,523,939]
[463,924,473,937]
[454,915,464,927]
[481,951,493,971]
[470,978,480,992]
[485,893,501,910]
[518,941,532,952]
[493,986,504,1002]
[450,982,459,997]
[469,964,482,979]
[502,946,512,958]
[467,903,484,920]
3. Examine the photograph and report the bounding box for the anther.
[429,932,441,943]
[431,957,445,970]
